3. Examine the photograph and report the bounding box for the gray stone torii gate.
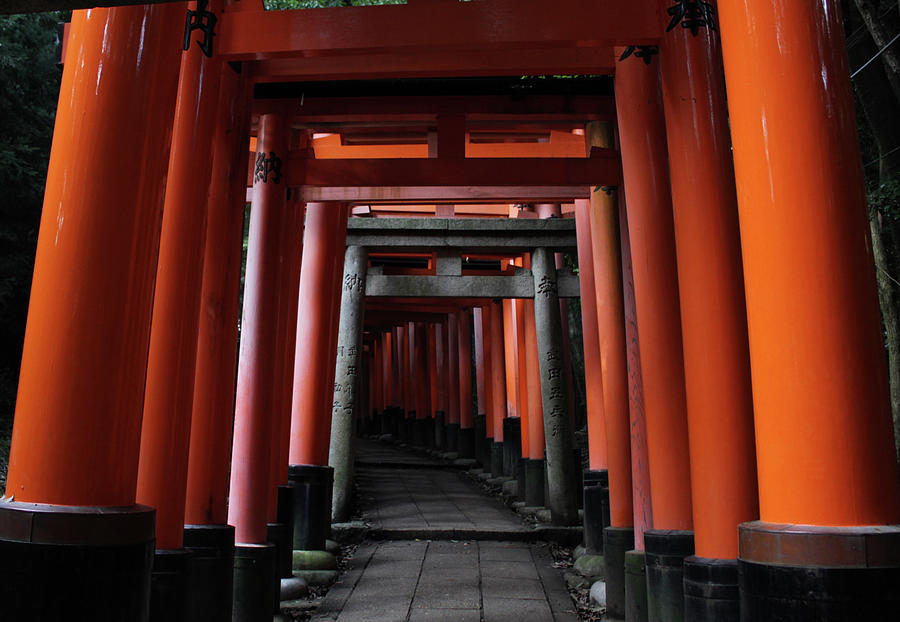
[328,217,581,525]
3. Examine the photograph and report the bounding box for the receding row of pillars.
[3,2,900,622]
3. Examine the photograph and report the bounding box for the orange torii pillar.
[657,4,760,616]
[287,202,348,554]
[473,307,492,467]
[488,301,509,477]
[719,1,900,617]
[136,8,222,616]
[417,321,435,448]
[619,191,654,622]
[456,308,476,458]
[430,323,445,448]
[615,49,694,621]
[399,324,413,443]
[0,6,182,618]
[183,62,250,622]
[446,316,463,452]
[574,199,613,558]
[228,113,287,622]
[501,298,523,479]
[513,294,531,498]
[266,200,304,583]
[409,321,429,447]
[522,288,547,507]
[381,330,396,435]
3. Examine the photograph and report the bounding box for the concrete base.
[683,556,738,622]
[645,530,694,622]
[233,543,277,622]
[150,548,192,622]
[184,524,234,622]
[434,411,446,449]
[474,414,488,468]
[412,417,427,447]
[0,502,155,621]
[583,470,609,555]
[458,426,475,458]
[445,422,460,452]
[525,458,546,507]
[574,554,606,580]
[738,521,900,621]
[603,526,634,621]
[288,464,333,552]
[625,549,649,622]
[292,549,337,571]
[490,441,505,477]
[280,576,309,601]
[292,569,339,587]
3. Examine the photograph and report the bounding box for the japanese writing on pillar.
[537,276,558,297]
[619,45,659,65]
[666,0,716,36]
[344,273,364,292]
[183,0,217,58]
[254,151,282,184]
[545,349,569,438]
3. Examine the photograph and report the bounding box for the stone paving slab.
[312,541,580,622]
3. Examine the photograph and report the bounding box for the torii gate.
[1,1,898,622]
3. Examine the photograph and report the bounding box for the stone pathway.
[313,439,579,622]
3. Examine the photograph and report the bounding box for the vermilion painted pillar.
[657,3,759,615]
[457,308,475,458]
[616,43,695,619]
[488,302,508,476]
[446,314,462,451]
[719,1,900,616]
[227,113,287,620]
[430,323,444,448]
[1,5,183,618]
[503,299,519,417]
[183,61,249,622]
[474,307,493,468]
[522,294,546,507]
[413,322,432,446]
[288,202,348,553]
[136,13,222,616]
[514,298,531,460]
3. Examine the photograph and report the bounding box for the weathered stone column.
[531,247,579,525]
[329,245,369,523]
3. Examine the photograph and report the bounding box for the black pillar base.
[266,522,290,586]
[0,502,154,621]
[625,549,649,622]
[288,464,333,552]
[474,414,488,467]
[525,458,546,507]
[446,422,460,452]
[683,556,738,622]
[275,484,295,578]
[517,458,527,501]
[399,410,411,443]
[645,529,695,622]
[150,548,192,622]
[457,426,474,458]
[604,527,634,620]
[583,469,610,555]
[434,411,446,449]
[490,441,505,477]
[412,416,426,447]
[738,521,900,622]
[502,417,521,477]
[184,524,235,622]
[424,416,435,448]
[232,543,277,622]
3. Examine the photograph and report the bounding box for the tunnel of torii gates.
[0,0,898,621]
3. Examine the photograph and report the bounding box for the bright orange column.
[447,314,461,425]
[186,63,250,527]
[656,12,758,557]
[7,3,183,507]
[503,299,519,418]
[289,203,349,467]
[457,309,474,429]
[228,113,288,545]
[428,324,440,418]
[514,298,531,459]
[613,55,694,535]
[719,1,900,527]
[474,307,488,421]
[522,297,545,460]
[137,16,222,550]
[574,199,608,471]
[268,201,304,520]
[489,302,507,442]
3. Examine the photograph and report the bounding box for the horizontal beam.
[291,154,619,187]
[252,94,616,121]
[217,0,661,61]
[346,217,578,252]
[364,270,579,299]
[1,0,181,13]
[298,185,591,204]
